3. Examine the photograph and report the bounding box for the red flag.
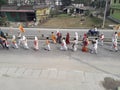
[19,24,25,33]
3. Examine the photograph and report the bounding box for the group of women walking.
[0,29,119,54]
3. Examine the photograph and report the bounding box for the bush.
[0,16,8,26]
[85,10,90,16]
[57,14,70,17]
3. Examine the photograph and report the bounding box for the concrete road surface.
[0,40,120,90]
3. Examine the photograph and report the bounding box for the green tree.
[0,0,7,6]
[93,0,106,8]
[0,0,7,26]
[73,0,82,3]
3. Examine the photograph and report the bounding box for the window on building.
[119,0,120,3]
[114,0,116,3]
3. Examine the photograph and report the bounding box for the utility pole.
[102,0,108,29]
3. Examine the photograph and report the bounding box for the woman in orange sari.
[51,32,56,44]
[82,36,89,52]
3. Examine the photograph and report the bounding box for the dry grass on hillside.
[40,16,116,29]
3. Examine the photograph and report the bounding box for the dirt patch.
[102,77,120,90]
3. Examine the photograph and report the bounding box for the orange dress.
[82,38,89,52]
[82,46,88,52]
[51,34,56,43]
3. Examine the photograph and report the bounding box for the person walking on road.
[22,36,29,49]
[0,29,9,49]
[91,38,98,54]
[11,35,18,49]
[99,33,104,46]
[75,32,78,44]
[72,38,77,51]
[17,31,22,45]
[45,37,51,51]
[66,33,70,44]
[56,31,62,44]
[113,40,118,52]
[111,32,118,51]
[114,32,118,41]
[51,32,56,44]
[0,36,8,49]
[60,38,68,51]
[34,36,39,50]
[82,36,89,52]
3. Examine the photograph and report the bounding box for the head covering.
[75,32,78,36]
[22,36,26,40]
[12,35,16,39]
[35,36,38,40]
[62,39,66,44]
[57,30,59,33]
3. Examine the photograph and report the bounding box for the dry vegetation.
[40,14,116,29]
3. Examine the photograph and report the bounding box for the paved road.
[0,40,120,90]
[1,27,116,38]
[0,28,120,90]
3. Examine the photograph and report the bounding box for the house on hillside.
[63,4,91,15]
[109,0,120,23]
[0,0,50,23]
[34,5,50,23]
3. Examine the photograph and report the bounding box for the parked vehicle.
[87,29,100,36]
